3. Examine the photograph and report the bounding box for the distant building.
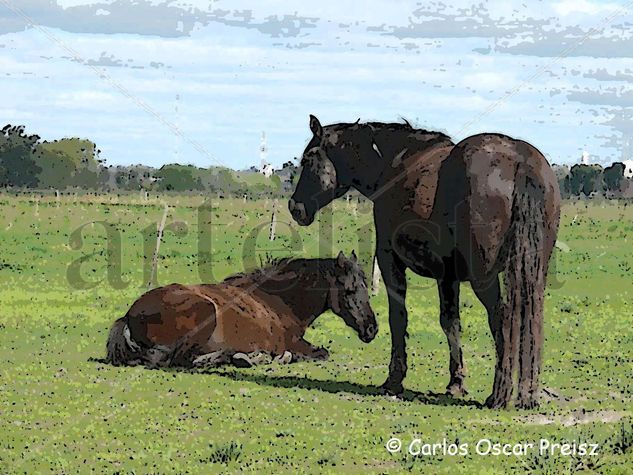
[581,150,590,165]
[260,161,274,178]
[623,159,633,178]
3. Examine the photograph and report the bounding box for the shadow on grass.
[91,357,482,408]
[207,369,483,408]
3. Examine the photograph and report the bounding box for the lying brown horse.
[106,252,377,369]
[289,116,560,408]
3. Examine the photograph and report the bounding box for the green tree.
[603,162,625,193]
[0,125,42,187]
[216,168,240,193]
[154,164,204,192]
[107,165,154,191]
[33,147,76,188]
[35,138,101,189]
[38,138,98,168]
[552,164,570,199]
[568,164,604,197]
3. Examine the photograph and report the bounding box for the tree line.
[2,124,631,199]
[553,162,632,199]
[0,124,296,197]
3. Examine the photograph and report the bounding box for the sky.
[1,0,632,170]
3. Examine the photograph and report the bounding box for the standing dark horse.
[106,252,377,369]
[289,116,560,408]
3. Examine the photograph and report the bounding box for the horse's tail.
[504,169,547,408]
[105,316,142,366]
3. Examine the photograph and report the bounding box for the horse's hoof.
[232,352,253,368]
[484,393,509,409]
[380,380,404,397]
[274,351,293,364]
[446,383,468,398]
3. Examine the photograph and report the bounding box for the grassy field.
[0,193,631,473]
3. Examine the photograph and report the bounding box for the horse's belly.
[392,227,447,279]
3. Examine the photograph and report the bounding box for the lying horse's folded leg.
[289,339,329,361]
[274,351,293,364]
[192,350,233,368]
[232,351,273,367]
[168,337,206,368]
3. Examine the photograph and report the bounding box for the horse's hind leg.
[144,345,173,368]
[516,250,549,409]
[438,277,466,397]
[473,276,515,409]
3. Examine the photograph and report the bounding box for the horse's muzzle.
[360,321,378,343]
[288,198,313,226]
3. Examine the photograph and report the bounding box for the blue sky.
[1,0,632,169]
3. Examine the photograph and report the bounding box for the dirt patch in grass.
[518,409,629,427]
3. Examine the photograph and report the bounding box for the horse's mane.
[327,120,452,144]
[223,257,323,285]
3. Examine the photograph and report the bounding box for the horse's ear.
[336,250,346,267]
[309,114,323,138]
[350,250,358,262]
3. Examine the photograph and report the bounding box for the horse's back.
[201,283,300,354]
[454,133,559,224]
[126,283,218,347]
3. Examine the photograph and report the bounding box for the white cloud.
[0,1,631,167]
[552,0,620,17]
[55,90,120,107]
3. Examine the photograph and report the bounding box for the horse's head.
[327,251,377,343]
[289,115,372,226]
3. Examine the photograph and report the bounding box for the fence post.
[148,203,169,289]
[269,199,278,241]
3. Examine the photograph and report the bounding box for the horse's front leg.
[438,277,467,396]
[378,250,408,396]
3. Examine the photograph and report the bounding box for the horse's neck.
[253,267,329,329]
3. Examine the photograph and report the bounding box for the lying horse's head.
[327,251,377,343]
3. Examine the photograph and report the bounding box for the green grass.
[0,194,631,473]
